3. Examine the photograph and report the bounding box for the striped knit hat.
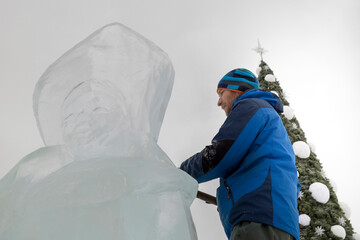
[217,68,259,93]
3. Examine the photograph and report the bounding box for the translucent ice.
[0,23,198,240]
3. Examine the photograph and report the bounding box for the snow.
[309,182,330,204]
[0,23,198,240]
[331,225,346,239]
[299,214,311,226]
[292,141,311,159]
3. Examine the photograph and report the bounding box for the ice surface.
[0,23,198,240]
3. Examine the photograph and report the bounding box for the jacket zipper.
[224,180,234,205]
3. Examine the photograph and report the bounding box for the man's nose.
[217,98,222,106]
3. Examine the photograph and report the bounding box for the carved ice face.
[60,80,128,151]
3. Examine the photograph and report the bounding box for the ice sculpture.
[0,23,198,240]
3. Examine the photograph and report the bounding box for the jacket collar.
[231,89,283,114]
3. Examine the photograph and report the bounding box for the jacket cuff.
[180,152,204,181]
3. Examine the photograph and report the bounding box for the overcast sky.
[0,0,359,239]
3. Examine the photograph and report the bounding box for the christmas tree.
[254,44,356,240]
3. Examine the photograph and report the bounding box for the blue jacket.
[180,89,300,240]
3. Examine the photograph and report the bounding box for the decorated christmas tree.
[254,43,356,240]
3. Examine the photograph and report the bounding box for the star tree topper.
[253,40,268,60]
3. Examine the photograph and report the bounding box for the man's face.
[217,89,241,116]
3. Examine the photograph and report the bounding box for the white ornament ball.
[265,74,276,82]
[308,142,316,152]
[330,178,338,193]
[353,233,360,240]
[270,91,279,97]
[299,214,311,226]
[309,182,330,204]
[293,141,311,159]
[283,106,295,120]
[340,202,351,218]
[321,170,327,179]
[256,67,262,76]
[331,225,346,239]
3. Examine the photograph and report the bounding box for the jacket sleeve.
[180,99,266,183]
[180,140,234,179]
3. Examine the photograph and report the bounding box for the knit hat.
[217,68,259,93]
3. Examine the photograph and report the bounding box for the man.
[180,68,300,240]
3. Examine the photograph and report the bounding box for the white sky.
[0,0,359,239]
